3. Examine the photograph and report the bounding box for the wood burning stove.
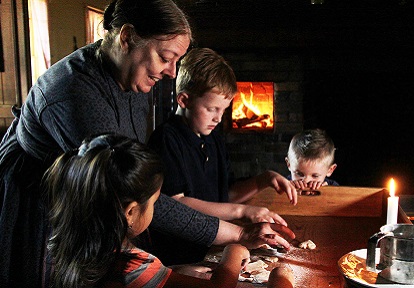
[231,82,274,131]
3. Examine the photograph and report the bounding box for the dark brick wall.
[222,54,304,179]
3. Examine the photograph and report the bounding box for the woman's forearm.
[212,220,242,245]
[151,193,219,246]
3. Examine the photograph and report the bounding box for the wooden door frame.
[0,0,31,134]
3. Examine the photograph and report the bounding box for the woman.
[0,0,295,286]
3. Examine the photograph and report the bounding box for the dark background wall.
[175,0,414,194]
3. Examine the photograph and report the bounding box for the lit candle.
[386,178,399,225]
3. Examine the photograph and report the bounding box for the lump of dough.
[299,240,316,250]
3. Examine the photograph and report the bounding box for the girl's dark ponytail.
[44,133,164,287]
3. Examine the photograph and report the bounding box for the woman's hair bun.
[103,0,117,31]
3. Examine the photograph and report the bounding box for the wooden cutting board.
[245,186,386,217]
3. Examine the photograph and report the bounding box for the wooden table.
[199,186,412,288]
[245,186,412,288]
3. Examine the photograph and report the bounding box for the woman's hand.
[238,222,296,251]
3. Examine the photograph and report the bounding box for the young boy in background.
[285,128,338,191]
[147,47,297,265]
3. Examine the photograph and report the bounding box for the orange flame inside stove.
[232,82,274,129]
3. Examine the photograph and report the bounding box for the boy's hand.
[290,179,327,191]
[260,171,298,205]
[242,205,288,226]
[306,180,327,190]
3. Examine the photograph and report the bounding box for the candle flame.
[389,178,396,197]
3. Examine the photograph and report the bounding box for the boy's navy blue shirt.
[147,114,234,265]
[148,114,233,203]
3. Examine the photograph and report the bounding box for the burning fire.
[232,82,274,129]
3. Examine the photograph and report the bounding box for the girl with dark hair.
[44,133,251,288]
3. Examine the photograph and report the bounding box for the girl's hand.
[221,244,251,273]
[267,265,295,288]
[222,244,250,262]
